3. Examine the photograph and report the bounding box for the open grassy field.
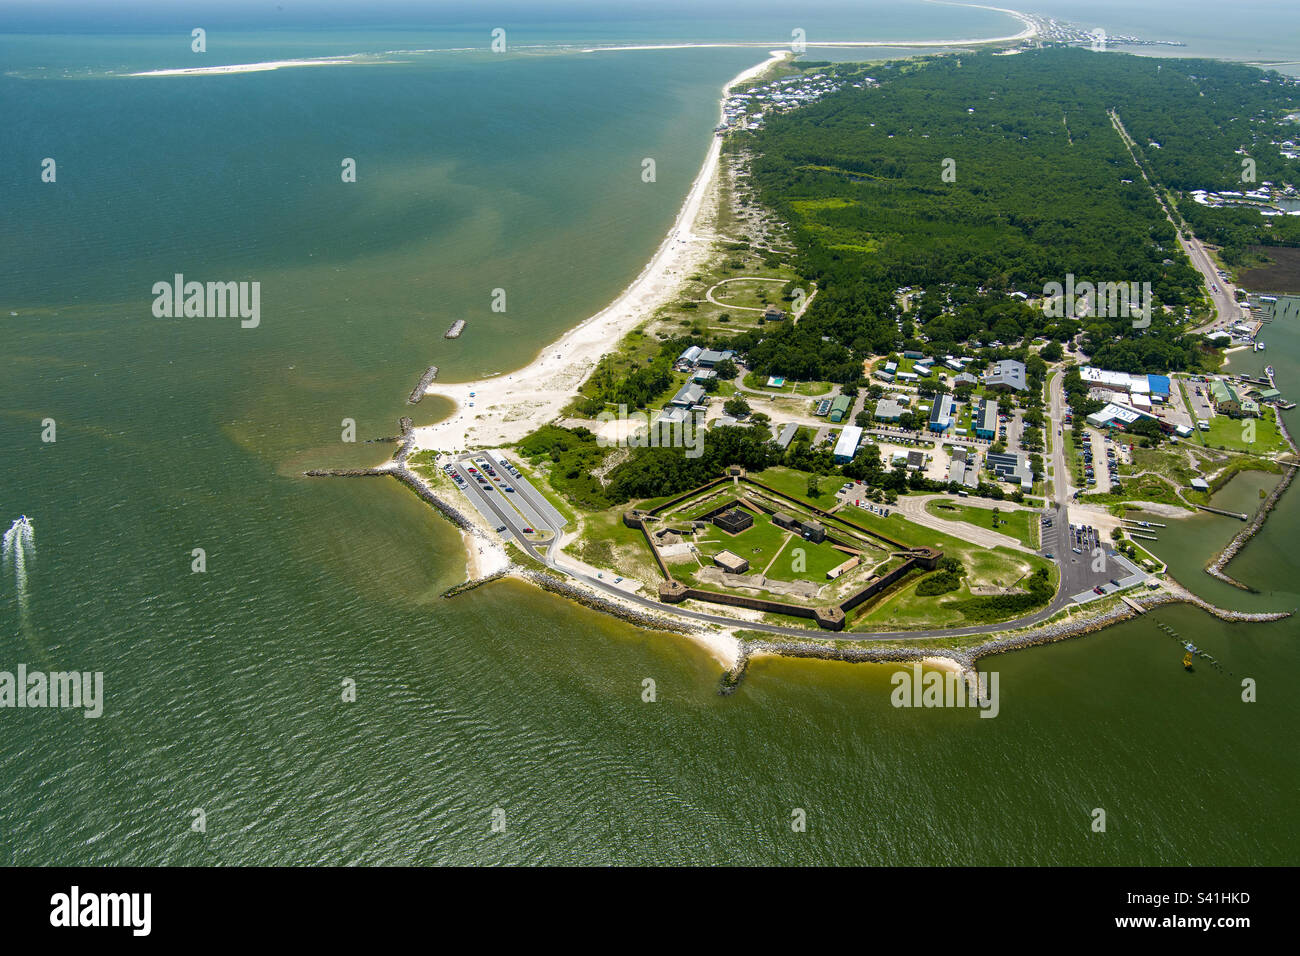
[708,277,788,311]
[925,498,1040,549]
[835,502,1053,630]
[567,509,664,585]
[1195,409,1290,454]
[741,371,833,396]
[748,466,838,505]
[1081,471,1190,509]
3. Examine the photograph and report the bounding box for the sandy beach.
[409,49,791,454]
[408,7,1040,456]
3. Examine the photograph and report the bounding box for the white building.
[833,425,863,463]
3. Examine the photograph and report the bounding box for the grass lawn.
[749,466,838,505]
[741,371,832,396]
[708,277,787,312]
[849,545,1054,631]
[925,498,1040,549]
[837,502,1053,629]
[1196,409,1289,454]
[690,514,851,583]
[567,509,664,583]
[1081,472,1190,509]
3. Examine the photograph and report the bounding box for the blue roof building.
[928,394,955,432]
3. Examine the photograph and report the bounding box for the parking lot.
[1183,375,1216,424]
[1059,521,1148,603]
[445,450,567,556]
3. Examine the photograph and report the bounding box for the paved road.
[450,453,565,560]
[1109,109,1244,333]
[442,379,1136,640]
[885,492,1037,553]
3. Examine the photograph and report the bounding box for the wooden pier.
[1196,505,1248,521]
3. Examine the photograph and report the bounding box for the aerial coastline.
[358,31,1298,677]
[10,0,1300,873]
[409,48,792,454]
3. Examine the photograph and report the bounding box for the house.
[949,448,981,487]
[1191,478,1210,492]
[974,398,999,440]
[987,450,1034,487]
[714,508,754,535]
[669,382,707,408]
[953,372,979,387]
[829,394,853,423]
[928,394,955,432]
[679,345,703,365]
[983,359,1028,392]
[1209,379,1240,415]
[763,305,786,322]
[874,397,908,422]
[874,370,896,383]
[696,349,734,368]
[773,422,798,450]
[655,406,691,426]
[903,350,925,359]
[833,425,863,463]
[713,550,750,574]
[692,369,717,383]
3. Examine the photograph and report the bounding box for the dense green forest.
[738,47,1299,377]
[523,49,1300,507]
[1112,56,1300,264]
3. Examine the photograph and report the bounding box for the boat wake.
[2,515,36,617]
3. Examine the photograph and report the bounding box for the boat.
[18,514,29,526]
[1265,365,1275,378]
[1183,651,1194,671]
[1255,341,1265,351]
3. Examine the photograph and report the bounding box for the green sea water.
[1,7,1298,865]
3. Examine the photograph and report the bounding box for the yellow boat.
[1183,651,1194,670]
